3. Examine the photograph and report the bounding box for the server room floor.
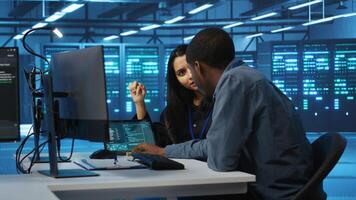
[0,132,355,200]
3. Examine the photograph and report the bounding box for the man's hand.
[132,143,165,156]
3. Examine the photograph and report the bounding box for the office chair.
[293,132,347,200]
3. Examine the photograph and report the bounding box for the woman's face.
[173,55,198,91]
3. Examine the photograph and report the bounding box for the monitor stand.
[40,75,99,179]
[31,98,71,164]
[38,169,99,178]
[30,155,70,163]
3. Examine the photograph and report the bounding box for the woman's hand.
[132,143,165,156]
[128,81,146,104]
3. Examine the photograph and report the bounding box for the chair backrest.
[293,132,347,200]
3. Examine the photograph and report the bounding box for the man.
[134,28,322,200]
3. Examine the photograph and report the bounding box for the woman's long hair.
[164,45,211,143]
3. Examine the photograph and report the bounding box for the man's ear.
[194,61,203,76]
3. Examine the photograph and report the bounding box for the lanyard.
[188,107,213,140]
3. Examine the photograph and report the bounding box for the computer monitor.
[39,46,107,178]
[105,120,155,153]
[49,46,108,142]
[89,120,156,159]
[0,47,20,142]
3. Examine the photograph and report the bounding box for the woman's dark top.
[134,100,213,147]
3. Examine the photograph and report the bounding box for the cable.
[38,140,46,154]
[16,133,34,174]
[19,26,67,174]
[16,131,48,174]
[15,127,34,174]
[26,125,33,136]
[24,68,38,94]
[18,138,48,174]
[22,27,52,66]
[27,139,49,173]
[58,137,75,162]
[14,124,52,174]
[22,27,50,98]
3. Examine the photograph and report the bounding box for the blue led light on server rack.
[271,41,356,131]
[272,45,299,101]
[126,101,133,112]
[163,48,174,106]
[334,43,356,119]
[101,46,121,119]
[302,44,331,113]
[236,52,256,67]
[303,99,308,110]
[334,99,340,110]
[124,47,160,116]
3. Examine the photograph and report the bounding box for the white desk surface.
[0,153,255,200]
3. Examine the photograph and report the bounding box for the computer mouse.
[89,149,117,159]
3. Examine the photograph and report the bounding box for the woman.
[128,44,213,147]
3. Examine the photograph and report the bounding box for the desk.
[0,154,255,200]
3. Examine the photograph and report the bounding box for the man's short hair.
[186,28,235,69]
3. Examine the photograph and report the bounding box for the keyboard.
[132,153,185,170]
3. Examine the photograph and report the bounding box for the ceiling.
[0,0,353,41]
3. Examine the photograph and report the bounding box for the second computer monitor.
[0,47,20,142]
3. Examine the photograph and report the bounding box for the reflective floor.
[1,132,355,200]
